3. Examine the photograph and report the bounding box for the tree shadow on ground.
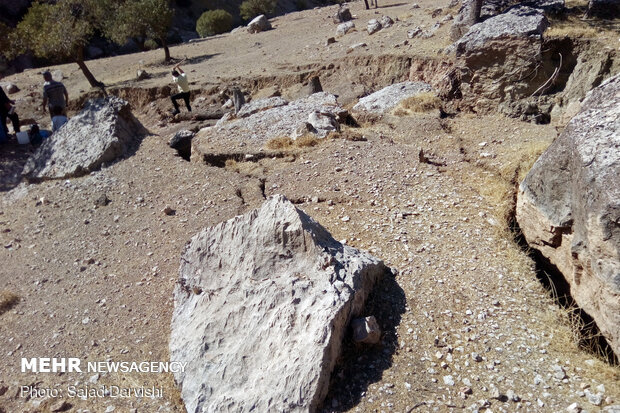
[321,270,407,412]
[0,143,32,192]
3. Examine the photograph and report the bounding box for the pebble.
[443,375,455,386]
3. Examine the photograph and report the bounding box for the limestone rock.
[352,82,433,115]
[352,316,381,344]
[454,6,550,115]
[247,15,272,33]
[337,21,355,36]
[22,97,147,181]
[455,6,548,56]
[380,15,394,28]
[169,129,195,160]
[237,96,289,118]
[367,19,382,35]
[170,195,387,413]
[587,0,620,18]
[450,0,478,41]
[516,74,620,356]
[334,6,352,23]
[193,92,347,160]
[308,111,339,134]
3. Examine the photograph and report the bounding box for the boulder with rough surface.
[192,93,347,160]
[516,74,620,356]
[22,97,147,181]
[352,82,433,115]
[170,195,387,413]
[247,14,272,33]
[454,6,550,115]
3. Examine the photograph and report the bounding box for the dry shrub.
[397,92,442,114]
[265,137,294,150]
[0,290,19,315]
[546,25,599,39]
[295,134,320,147]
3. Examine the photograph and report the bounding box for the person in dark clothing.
[42,71,68,120]
[0,84,20,139]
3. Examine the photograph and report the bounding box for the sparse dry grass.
[546,24,599,39]
[393,92,442,116]
[265,137,294,150]
[0,290,19,315]
[224,159,265,176]
[265,134,322,151]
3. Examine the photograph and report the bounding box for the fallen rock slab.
[170,195,387,413]
[352,81,433,115]
[516,74,620,356]
[192,93,347,160]
[22,97,147,181]
[454,6,550,116]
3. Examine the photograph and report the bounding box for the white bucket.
[16,131,30,144]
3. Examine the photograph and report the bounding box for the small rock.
[566,402,581,412]
[136,70,149,81]
[352,316,381,344]
[552,364,567,380]
[105,406,116,413]
[326,37,336,46]
[367,19,382,35]
[163,207,176,216]
[443,375,455,386]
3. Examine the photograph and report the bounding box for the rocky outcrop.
[192,93,347,160]
[454,6,551,116]
[587,0,620,18]
[247,14,272,33]
[170,195,387,413]
[516,74,620,356]
[352,81,433,115]
[22,97,147,181]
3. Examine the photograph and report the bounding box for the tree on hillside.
[239,0,277,21]
[6,0,105,87]
[105,0,174,62]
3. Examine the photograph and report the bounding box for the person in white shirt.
[170,64,191,115]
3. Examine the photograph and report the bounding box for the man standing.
[170,64,191,115]
[42,71,68,120]
[0,83,20,141]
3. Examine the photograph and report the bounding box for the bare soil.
[1,1,619,412]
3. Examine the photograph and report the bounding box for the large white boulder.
[516,74,620,355]
[352,82,433,115]
[22,97,147,181]
[170,195,387,413]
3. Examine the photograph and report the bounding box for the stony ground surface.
[1,0,619,412]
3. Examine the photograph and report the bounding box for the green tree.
[196,9,233,37]
[239,0,277,21]
[105,0,174,62]
[6,0,105,87]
